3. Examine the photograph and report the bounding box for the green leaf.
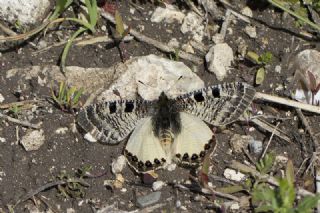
[285,160,295,186]
[247,51,260,64]
[258,52,273,64]
[255,67,265,85]
[51,0,73,20]
[115,10,125,38]
[61,27,87,73]
[296,195,320,213]
[256,153,275,174]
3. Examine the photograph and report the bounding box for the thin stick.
[100,10,203,65]
[174,183,239,201]
[260,122,280,160]
[0,112,41,129]
[229,160,315,197]
[249,117,291,143]
[0,100,42,109]
[15,179,90,206]
[254,92,320,114]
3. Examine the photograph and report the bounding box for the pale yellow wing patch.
[124,117,168,171]
[171,112,213,164]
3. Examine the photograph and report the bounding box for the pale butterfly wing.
[124,117,168,172]
[174,82,255,126]
[77,99,154,144]
[171,112,214,164]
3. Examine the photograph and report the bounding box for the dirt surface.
[1,0,320,212]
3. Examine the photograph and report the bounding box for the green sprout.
[247,51,274,85]
[256,153,276,174]
[8,105,21,118]
[60,0,98,72]
[51,81,84,112]
[252,160,320,213]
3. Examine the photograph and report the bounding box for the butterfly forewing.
[77,99,154,144]
[174,82,255,126]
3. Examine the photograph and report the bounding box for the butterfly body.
[77,82,256,172]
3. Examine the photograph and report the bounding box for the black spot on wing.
[124,101,134,112]
[193,92,205,102]
[108,101,117,113]
[212,87,220,98]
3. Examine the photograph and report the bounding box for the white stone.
[0,93,4,103]
[20,129,45,151]
[152,181,166,191]
[212,34,224,44]
[151,5,185,24]
[0,137,6,143]
[205,43,234,81]
[168,38,180,48]
[244,26,257,38]
[275,65,282,73]
[84,133,97,143]
[111,155,127,174]
[98,54,204,101]
[181,12,205,42]
[224,168,246,182]
[0,0,51,25]
[55,127,68,134]
[182,43,194,54]
[241,6,253,18]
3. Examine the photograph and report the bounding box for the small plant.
[8,105,21,118]
[252,160,320,212]
[247,51,274,85]
[56,167,91,198]
[51,81,84,112]
[59,0,98,72]
[256,153,276,174]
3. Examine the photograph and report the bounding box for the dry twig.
[260,122,280,160]
[254,92,320,114]
[0,112,41,129]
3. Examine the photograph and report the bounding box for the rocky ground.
[1,0,320,212]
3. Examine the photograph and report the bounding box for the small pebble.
[152,181,166,191]
[0,93,4,103]
[111,155,127,174]
[249,140,263,154]
[136,191,161,208]
[0,137,6,143]
[55,127,68,134]
[224,168,246,182]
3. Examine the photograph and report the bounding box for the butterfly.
[77,82,255,172]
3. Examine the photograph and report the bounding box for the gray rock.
[181,12,205,42]
[205,43,234,81]
[0,0,51,26]
[151,5,185,24]
[97,54,204,102]
[20,129,45,151]
[248,139,263,154]
[136,191,161,208]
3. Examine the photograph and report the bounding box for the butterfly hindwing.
[172,112,214,164]
[77,99,153,144]
[124,117,167,172]
[174,82,255,126]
